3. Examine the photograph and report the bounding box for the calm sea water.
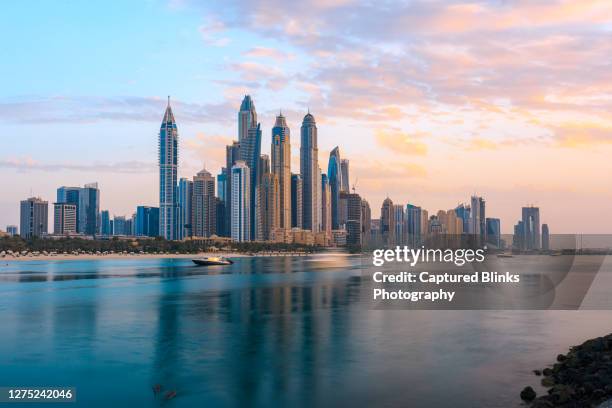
[0,253,611,407]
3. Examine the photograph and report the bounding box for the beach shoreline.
[0,251,310,262]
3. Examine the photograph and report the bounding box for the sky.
[1,0,611,233]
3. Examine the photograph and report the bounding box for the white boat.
[192,256,234,266]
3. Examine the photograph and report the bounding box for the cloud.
[0,157,154,173]
[198,16,231,46]
[552,122,612,147]
[243,46,292,60]
[375,129,428,156]
[0,96,235,125]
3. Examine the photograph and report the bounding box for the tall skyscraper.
[340,159,350,192]
[135,206,160,237]
[406,204,422,247]
[20,197,48,239]
[271,112,291,230]
[79,182,100,235]
[522,206,541,250]
[394,204,405,244]
[486,218,501,247]
[159,97,179,240]
[57,186,80,230]
[300,112,319,232]
[469,195,484,236]
[224,142,241,237]
[542,223,550,251]
[100,210,111,236]
[238,95,257,143]
[53,203,77,235]
[192,167,216,238]
[291,173,303,229]
[231,161,251,242]
[178,178,194,239]
[238,97,262,240]
[380,197,395,246]
[361,199,371,246]
[321,174,332,238]
[327,147,343,230]
[455,203,470,234]
[346,193,362,247]
[112,216,127,236]
[260,172,280,241]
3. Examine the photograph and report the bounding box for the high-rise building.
[6,225,18,236]
[178,178,193,239]
[406,204,422,247]
[224,142,241,237]
[394,205,405,245]
[231,161,251,242]
[216,172,227,236]
[100,210,111,236]
[380,197,395,246]
[112,215,127,236]
[486,218,501,247]
[53,202,77,235]
[455,204,470,234]
[542,223,550,251]
[192,167,216,238]
[291,173,303,229]
[361,199,371,246]
[239,101,262,239]
[57,186,80,230]
[340,159,350,192]
[135,206,160,237]
[20,197,48,239]
[271,112,291,230]
[327,147,343,230]
[300,112,319,232]
[260,172,280,241]
[238,95,257,143]
[469,196,484,236]
[346,193,362,246]
[522,206,540,250]
[321,174,332,238]
[159,97,179,240]
[79,182,100,235]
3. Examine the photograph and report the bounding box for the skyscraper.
[300,112,319,232]
[53,202,77,235]
[340,159,350,192]
[224,141,241,237]
[321,174,332,238]
[192,167,216,238]
[6,225,18,236]
[79,182,100,235]
[346,193,362,247]
[159,97,179,240]
[291,173,303,229]
[361,199,371,247]
[57,186,80,230]
[394,204,405,244]
[486,218,501,247]
[238,95,257,143]
[178,178,194,239]
[406,204,422,247]
[522,206,541,250]
[260,172,280,241]
[542,223,550,251]
[271,112,291,230]
[20,197,48,239]
[238,97,262,239]
[327,147,343,230]
[380,197,395,246]
[231,161,251,242]
[135,206,160,237]
[100,210,111,236]
[469,195,484,236]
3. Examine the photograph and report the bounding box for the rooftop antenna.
[167,95,171,107]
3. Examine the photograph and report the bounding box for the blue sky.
[2,0,612,233]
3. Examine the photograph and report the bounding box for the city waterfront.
[1,254,612,407]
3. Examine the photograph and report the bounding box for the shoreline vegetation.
[521,334,612,407]
[0,236,326,262]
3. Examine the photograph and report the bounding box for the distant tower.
[522,206,541,250]
[238,95,257,143]
[542,223,550,251]
[178,178,194,239]
[231,161,251,242]
[53,202,77,235]
[291,174,303,229]
[159,96,179,240]
[300,112,319,232]
[238,97,261,240]
[321,174,332,238]
[380,197,395,246]
[271,112,291,230]
[340,159,350,192]
[327,147,343,230]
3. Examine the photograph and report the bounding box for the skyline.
[2,0,612,233]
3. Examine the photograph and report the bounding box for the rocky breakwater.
[521,334,612,407]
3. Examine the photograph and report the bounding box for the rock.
[541,377,555,387]
[557,353,567,362]
[520,386,537,401]
[534,369,542,376]
[543,368,553,377]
